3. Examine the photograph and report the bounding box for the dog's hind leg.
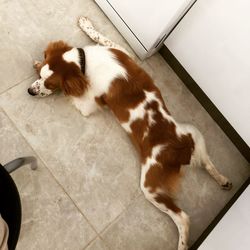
[203,157,232,190]
[78,17,128,53]
[141,186,190,250]
[185,124,233,190]
[140,163,189,250]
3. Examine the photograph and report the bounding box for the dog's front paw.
[220,177,233,190]
[75,105,93,117]
[78,16,94,31]
[221,179,233,190]
[33,60,42,69]
[79,109,92,117]
[33,60,42,74]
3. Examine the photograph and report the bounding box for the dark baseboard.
[159,45,250,163]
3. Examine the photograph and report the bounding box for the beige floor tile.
[0,109,96,250]
[0,77,141,232]
[101,195,178,250]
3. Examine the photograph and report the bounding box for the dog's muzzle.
[28,79,41,96]
[27,79,53,97]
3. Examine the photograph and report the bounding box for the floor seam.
[82,235,99,250]
[0,107,100,239]
[0,74,35,96]
[96,235,111,250]
[96,192,142,250]
[98,190,142,237]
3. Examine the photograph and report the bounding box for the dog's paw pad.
[78,16,94,30]
[221,180,233,190]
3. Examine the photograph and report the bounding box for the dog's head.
[28,41,88,97]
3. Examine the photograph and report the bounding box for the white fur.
[30,64,54,96]
[142,109,155,139]
[148,109,155,126]
[156,99,176,124]
[62,48,81,68]
[144,90,157,102]
[167,210,189,250]
[40,64,53,79]
[85,46,127,94]
[72,90,99,117]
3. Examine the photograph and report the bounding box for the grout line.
[96,236,111,250]
[97,192,142,250]
[82,235,100,250]
[82,189,141,249]
[0,108,100,239]
[0,74,35,96]
[98,190,142,237]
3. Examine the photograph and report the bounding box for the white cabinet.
[165,0,250,147]
[95,0,195,59]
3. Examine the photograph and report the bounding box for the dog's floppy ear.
[61,73,88,97]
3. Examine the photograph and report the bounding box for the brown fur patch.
[105,49,195,209]
[95,95,107,107]
[61,73,88,96]
[103,49,159,122]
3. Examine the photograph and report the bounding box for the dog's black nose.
[28,88,37,96]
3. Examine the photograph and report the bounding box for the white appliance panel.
[165,0,250,146]
[105,0,195,50]
[95,0,195,58]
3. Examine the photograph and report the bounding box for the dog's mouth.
[27,87,51,97]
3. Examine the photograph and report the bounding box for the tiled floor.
[0,0,249,249]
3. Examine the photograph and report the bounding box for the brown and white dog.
[28,17,232,250]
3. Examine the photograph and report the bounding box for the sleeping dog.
[28,17,232,250]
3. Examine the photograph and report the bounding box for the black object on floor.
[0,157,37,250]
[0,164,21,250]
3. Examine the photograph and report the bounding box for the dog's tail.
[78,17,129,54]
